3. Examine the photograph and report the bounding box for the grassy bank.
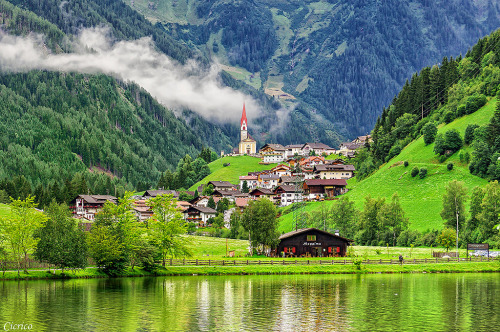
[1,261,499,281]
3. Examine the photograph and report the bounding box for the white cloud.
[0,27,260,123]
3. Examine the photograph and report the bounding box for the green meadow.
[279,98,496,233]
[190,155,277,190]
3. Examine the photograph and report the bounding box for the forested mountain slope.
[132,0,500,141]
[0,71,232,191]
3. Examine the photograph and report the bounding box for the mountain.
[130,0,500,142]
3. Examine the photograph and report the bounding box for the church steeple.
[240,103,248,140]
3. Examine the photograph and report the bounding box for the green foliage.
[447,163,454,171]
[464,124,479,145]
[207,197,216,209]
[242,181,249,193]
[404,161,409,167]
[216,198,230,215]
[437,228,456,252]
[411,167,419,177]
[330,196,358,239]
[434,130,463,156]
[87,225,126,275]
[34,201,87,271]
[419,168,428,179]
[0,196,47,274]
[422,122,438,145]
[241,199,279,251]
[440,180,467,231]
[477,181,500,242]
[147,194,191,266]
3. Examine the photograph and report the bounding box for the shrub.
[411,166,419,177]
[438,155,447,163]
[422,122,438,145]
[459,151,470,164]
[419,167,427,179]
[464,124,479,145]
[404,161,409,167]
[443,110,455,123]
[456,104,467,117]
[465,94,487,114]
[447,162,454,171]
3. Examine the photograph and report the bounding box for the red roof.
[241,103,247,127]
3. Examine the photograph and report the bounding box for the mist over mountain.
[134,0,500,140]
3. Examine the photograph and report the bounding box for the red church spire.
[240,103,247,127]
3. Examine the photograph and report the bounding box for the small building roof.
[240,175,258,180]
[260,143,286,151]
[274,185,298,193]
[186,206,217,214]
[279,228,353,242]
[304,179,348,186]
[302,143,333,150]
[260,174,280,180]
[208,181,236,188]
[249,188,275,196]
[314,164,355,172]
[76,194,117,204]
[142,190,178,198]
[235,197,250,208]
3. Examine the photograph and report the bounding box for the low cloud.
[0,27,260,123]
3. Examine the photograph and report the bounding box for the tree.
[434,133,446,155]
[464,124,479,145]
[330,196,358,239]
[87,225,125,274]
[216,197,230,215]
[242,180,249,193]
[377,193,409,246]
[422,122,437,145]
[437,228,456,252]
[411,167,419,177]
[311,203,331,231]
[0,196,48,274]
[477,181,500,241]
[419,168,427,179]
[147,194,191,266]
[440,180,467,252]
[34,201,87,272]
[356,196,385,245]
[212,213,225,237]
[207,196,216,209]
[202,184,214,196]
[241,198,280,254]
[444,129,463,154]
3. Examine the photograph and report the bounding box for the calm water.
[0,273,499,331]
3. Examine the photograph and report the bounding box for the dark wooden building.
[275,228,353,257]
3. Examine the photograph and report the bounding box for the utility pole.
[455,196,459,257]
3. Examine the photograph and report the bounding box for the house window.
[307,235,316,241]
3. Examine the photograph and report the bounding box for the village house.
[208,181,237,191]
[259,143,286,157]
[284,144,303,158]
[313,164,355,180]
[258,174,280,189]
[249,188,276,200]
[303,179,348,200]
[183,205,217,227]
[176,201,192,212]
[301,143,336,156]
[239,175,258,191]
[352,134,372,145]
[269,164,292,177]
[212,189,242,203]
[275,228,353,257]
[133,200,153,223]
[71,195,117,221]
[338,142,364,157]
[274,185,303,207]
[299,156,325,168]
[190,196,210,207]
[278,175,303,186]
[262,152,285,163]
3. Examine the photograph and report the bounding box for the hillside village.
[70,105,369,229]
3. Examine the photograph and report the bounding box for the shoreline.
[1,261,499,281]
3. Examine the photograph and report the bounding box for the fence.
[163,256,497,267]
[432,251,459,258]
[2,256,497,271]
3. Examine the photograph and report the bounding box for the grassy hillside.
[189,156,277,190]
[279,98,496,233]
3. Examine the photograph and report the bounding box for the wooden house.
[183,206,217,226]
[275,228,353,257]
[303,179,347,200]
[313,164,355,180]
[71,194,117,221]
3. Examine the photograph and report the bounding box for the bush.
[404,161,409,167]
[443,110,455,123]
[447,162,454,171]
[411,166,419,177]
[465,94,487,114]
[419,168,427,179]
[456,104,467,117]
[422,122,438,145]
[464,124,479,145]
[459,151,470,164]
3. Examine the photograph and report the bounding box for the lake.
[0,273,498,331]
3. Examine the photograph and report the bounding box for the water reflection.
[0,273,499,331]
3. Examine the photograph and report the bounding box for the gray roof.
[250,188,275,195]
[339,142,364,150]
[302,143,333,149]
[188,206,217,214]
[274,185,297,193]
[260,174,280,180]
[279,176,303,183]
[208,181,235,188]
[77,195,117,204]
[260,143,286,151]
[285,144,303,149]
[314,164,355,172]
